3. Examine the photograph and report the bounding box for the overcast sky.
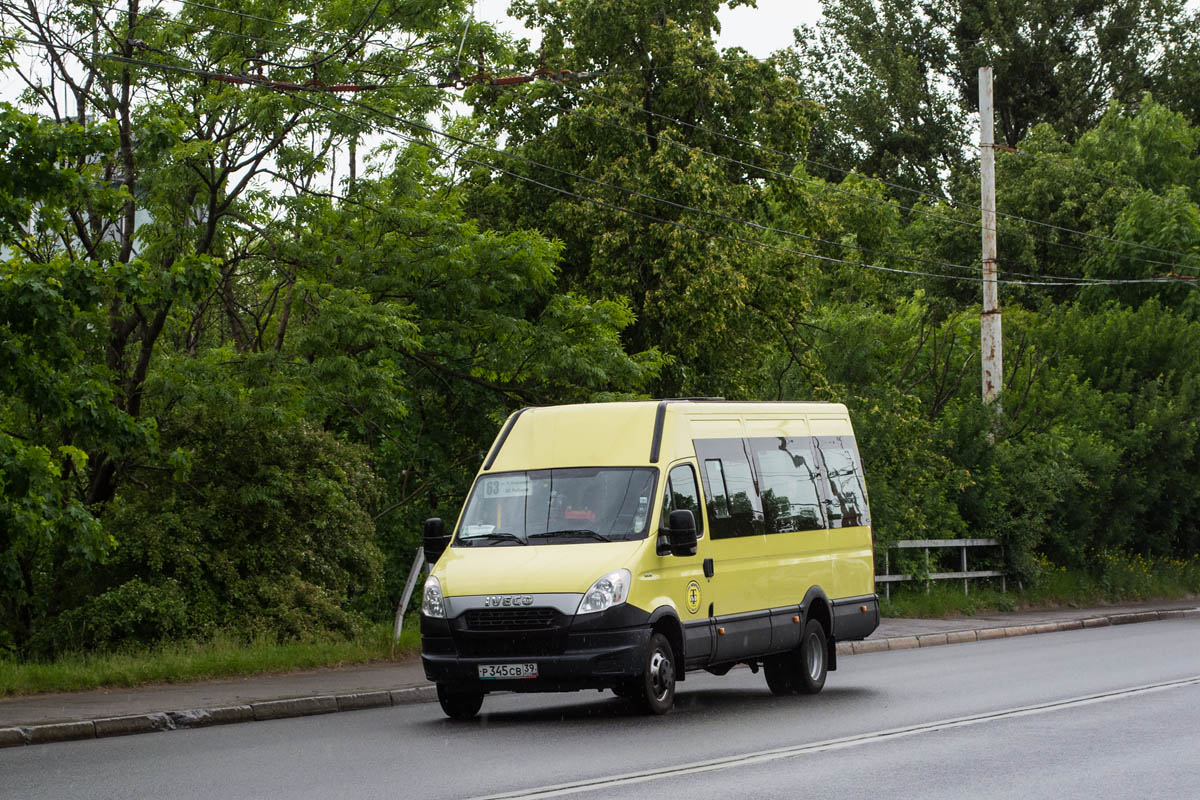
[472,0,825,58]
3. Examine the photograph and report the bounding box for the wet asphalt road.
[3,618,1198,799]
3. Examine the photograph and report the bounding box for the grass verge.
[881,551,1200,618]
[0,619,421,697]
[5,552,1198,695]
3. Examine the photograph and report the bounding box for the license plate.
[477,663,538,680]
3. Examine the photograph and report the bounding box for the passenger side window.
[703,460,731,518]
[661,464,704,537]
[748,437,826,533]
[693,438,763,539]
[814,436,871,528]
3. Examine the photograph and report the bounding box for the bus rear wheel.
[795,618,828,695]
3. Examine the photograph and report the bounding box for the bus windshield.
[455,468,659,545]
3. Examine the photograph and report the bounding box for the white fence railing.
[876,538,1005,599]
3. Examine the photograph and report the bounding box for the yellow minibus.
[420,400,878,718]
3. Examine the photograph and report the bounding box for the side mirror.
[423,518,450,565]
[667,509,698,557]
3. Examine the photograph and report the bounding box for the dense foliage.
[2,0,1198,657]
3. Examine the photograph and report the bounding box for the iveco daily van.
[420,400,879,718]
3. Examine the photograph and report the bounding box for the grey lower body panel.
[832,594,880,640]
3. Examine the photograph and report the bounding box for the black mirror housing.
[667,509,698,557]
[423,518,450,564]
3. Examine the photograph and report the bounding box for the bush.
[34,578,189,654]
[28,406,384,657]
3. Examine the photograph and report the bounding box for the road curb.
[0,684,438,749]
[840,607,1198,656]
[2,608,1194,748]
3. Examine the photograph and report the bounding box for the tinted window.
[748,437,826,533]
[703,459,731,518]
[693,438,763,539]
[661,464,704,537]
[814,436,870,528]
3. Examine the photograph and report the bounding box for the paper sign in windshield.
[481,475,531,498]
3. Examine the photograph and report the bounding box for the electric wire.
[981,145,1198,261]
[20,0,1193,267]
[288,90,1200,289]
[522,88,1154,285]
[1002,142,1151,190]
[96,53,1194,291]
[241,0,386,72]
[20,5,1194,271]
[8,21,1193,291]
[98,53,1161,287]
[559,81,1200,269]
[276,93,1102,288]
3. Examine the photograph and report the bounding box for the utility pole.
[979,66,1002,410]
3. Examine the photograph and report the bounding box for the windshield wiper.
[462,532,527,546]
[528,529,612,542]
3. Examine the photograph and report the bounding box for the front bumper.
[421,605,652,691]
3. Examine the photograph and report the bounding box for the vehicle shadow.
[422,684,881,729]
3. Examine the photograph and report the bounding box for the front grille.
[463,607,557,631]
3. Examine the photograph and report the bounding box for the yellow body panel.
[436,540,644,597]
[435,401,875,630]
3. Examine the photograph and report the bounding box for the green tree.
[465,0,818,395]
[1,0,664,653]
[196,146,665,607]
[898,98,1200,312]
[790,0,1188,193]
[788,0,966,194]
[946,0,1186,146]
[0,107,140,651]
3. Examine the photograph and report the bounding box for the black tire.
[612,680,639,699]
[437,684,484,720]
[763,654,795,695]
[794,618,828,695]
[636,632,677,715]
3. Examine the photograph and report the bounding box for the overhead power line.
[14,3,1196,268]
[103,53,380,91]
[555,81,1200,270]
[12,8,1198,280]
[242,0,387,72]
[19,7,1196,271]
[445,70,1193,274]
[519,91,1149,284]
[93,54,1195,293]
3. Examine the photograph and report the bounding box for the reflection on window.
[694,439,763,539]
[815,437,870,528]
[661,464,704,536]
[750,437,825,533]
[704,459,730,518]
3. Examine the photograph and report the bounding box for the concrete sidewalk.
[2,598,1196,747]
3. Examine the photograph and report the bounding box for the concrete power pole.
[979,66,1002,410]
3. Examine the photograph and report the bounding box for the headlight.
[577,569,631,615]
[421,575,445,618]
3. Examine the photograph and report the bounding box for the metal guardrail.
[877,538,1006,599]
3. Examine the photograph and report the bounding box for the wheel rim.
[649,647,674,702]
[805,631,824,681]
